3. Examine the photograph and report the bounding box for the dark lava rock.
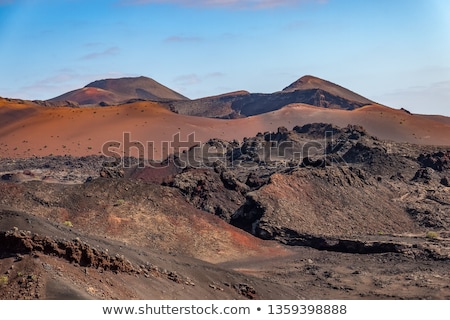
[441,177,450,187]
[168,168,245,221]
[413,168,437,184]
[293,123,341,138]
[245,172,267,189]
[418,151,450,172]
[1,173,14,181]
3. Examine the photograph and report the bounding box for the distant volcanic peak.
[85,76,189,101]
[219,90,250,96]
[48,86,118,105]
[49,76,189,105]
[202,90,250,99]
[85,76,151,90]
[283,75,340,92]
[282,75,373,106]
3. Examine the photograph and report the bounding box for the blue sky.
[0,0,449,116]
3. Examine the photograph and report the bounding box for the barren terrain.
[1,76,450,300]
[1,124,450,299]
[2,99,450,160]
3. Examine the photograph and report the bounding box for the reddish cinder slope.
[274,104,450,146]
[421,114,450,126]
[0,179,290,264]
[50,87,117,105]
[49,76,189,105]
[282,75,373,106]
[1,99,450,159]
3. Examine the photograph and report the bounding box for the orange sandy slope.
[1,99,450,159]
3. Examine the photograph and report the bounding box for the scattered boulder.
[418,151,450,172]
[220,170,249,194]
[99,167,125,178]
[441,177,450,187]
[1,173,15,181]
[293,123,341,138]
[301,156,326,168]
[413,168,437,184]
[234,283,257,299]
[245,172,267,189]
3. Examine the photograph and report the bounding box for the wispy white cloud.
[84,42,104,48]
[174,74,202,85]
[172,72,226,94]
[164,35,203,43]
[80,46,120,60]
[174,72,226,86]
[121,0,326,9]
[9,70,131,100]
[206,72,225,78]
[13,70,81,98]
[35,71,79,85]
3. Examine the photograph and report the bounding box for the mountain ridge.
[1,76,450,300]
[282,75,374,105]
[166,75,375,118]
[49,76,189,105]
[46,74,374,117]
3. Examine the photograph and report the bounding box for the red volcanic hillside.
[282,75,374,106]
[49,76,189,105]
[48,74,373,115]
[1,97,450,159]
[1,74,450,159]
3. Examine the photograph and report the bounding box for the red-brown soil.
[1,76,450,300]
[2,99,450,160]
[49,76,188,105]
[282,75,373,105]
[1,123,450,300]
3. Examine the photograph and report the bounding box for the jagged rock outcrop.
[1,123,449,251]
[166,168,246,221]
[231,166,419,240]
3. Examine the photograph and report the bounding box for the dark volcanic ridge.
[44,75,375,118]
[166,75,375,118]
